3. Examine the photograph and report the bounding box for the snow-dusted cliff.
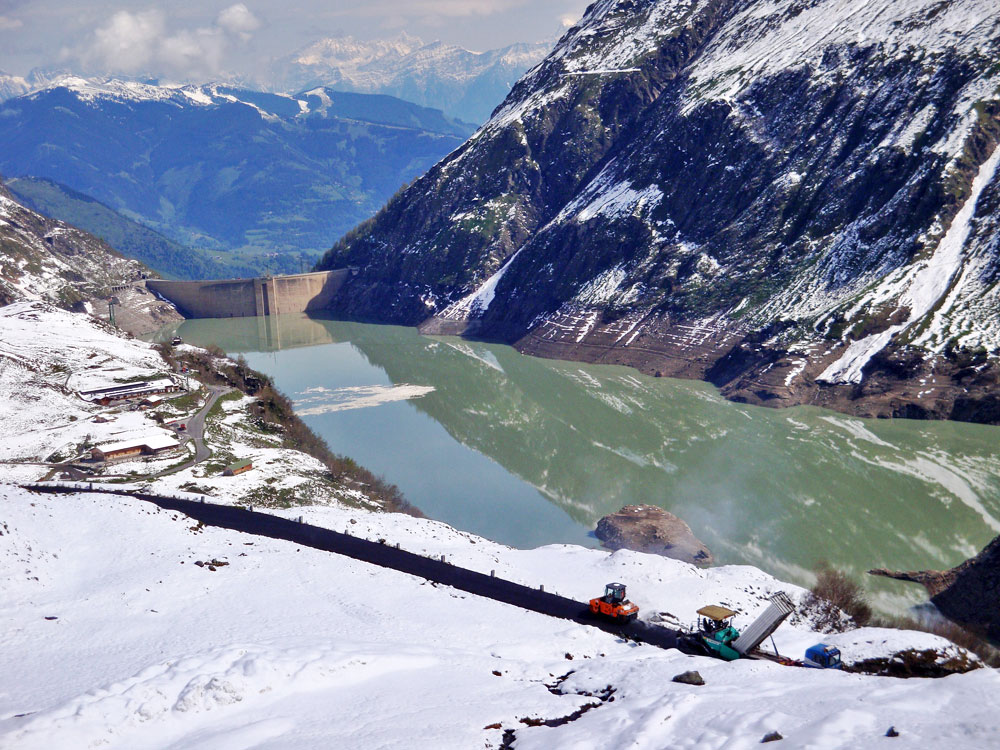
[318,0,1000,422]
[0,184,144,307]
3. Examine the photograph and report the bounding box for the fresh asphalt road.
[25,484,689,653]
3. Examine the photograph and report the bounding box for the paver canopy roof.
[697,605,737,620]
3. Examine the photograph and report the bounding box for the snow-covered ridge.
[26,76,300,114]
[0,185,144,306]
[690,0,999,108]
[30,76,203,105]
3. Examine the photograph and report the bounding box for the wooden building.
[90,433,181,462]
[222,459,253,476]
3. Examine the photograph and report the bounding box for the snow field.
[0,302,174,470]
[0,488,632,749]
[2,487,997,749]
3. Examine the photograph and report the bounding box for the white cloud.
[217,3,261,41]
[87,9,164,72]
[0,14,23,30]
[325,0,533,21]
[76,4,263,81]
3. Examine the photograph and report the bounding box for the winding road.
[154,385,232,477]
[24,483,688,652]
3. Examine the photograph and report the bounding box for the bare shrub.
[801,563,872,631]
[803,563,1000,667]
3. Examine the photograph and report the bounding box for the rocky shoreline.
[871,534,1000,643]
[515,319,1000,426]
[420,309,1000,426]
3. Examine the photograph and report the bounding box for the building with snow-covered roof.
[79,378,179,406]
[89,433,181,462]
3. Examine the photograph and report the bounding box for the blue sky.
[0,1,591,79]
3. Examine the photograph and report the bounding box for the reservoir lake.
[168,313,1000,611]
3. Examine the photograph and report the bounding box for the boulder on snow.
[595,505,713,566]
[671,670,705,686]
[761,731,783,743]
[870,533,1000,642]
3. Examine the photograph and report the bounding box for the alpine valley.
[317,0,1000,424]
[0,78,474,275]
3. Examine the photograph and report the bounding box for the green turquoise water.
[166,313,1000,611]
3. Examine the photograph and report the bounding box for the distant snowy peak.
[271,35,553,122]
[292,33,425,68]
[0,71,29,103]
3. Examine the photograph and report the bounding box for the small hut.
[222,459,253,476]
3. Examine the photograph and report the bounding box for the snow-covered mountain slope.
[0,183,145,307]
[0,302,172,482]
[2,485,996,749]
[0,301,385,508]
[317,0,1000,423]
[270,34,553,123]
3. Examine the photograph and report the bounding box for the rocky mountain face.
[0,78,473,276]
[872,534,1000,643]
[4,177,241,281]
[0,182,145,307]
[269,34,552,123]
[317,0,1000,423]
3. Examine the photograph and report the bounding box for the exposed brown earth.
[421,305,1000,426]
[88,283,182,338]
[469,307,1000,426]
[595,504,713,566]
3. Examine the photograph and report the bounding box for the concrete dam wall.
[147,270,351,319]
